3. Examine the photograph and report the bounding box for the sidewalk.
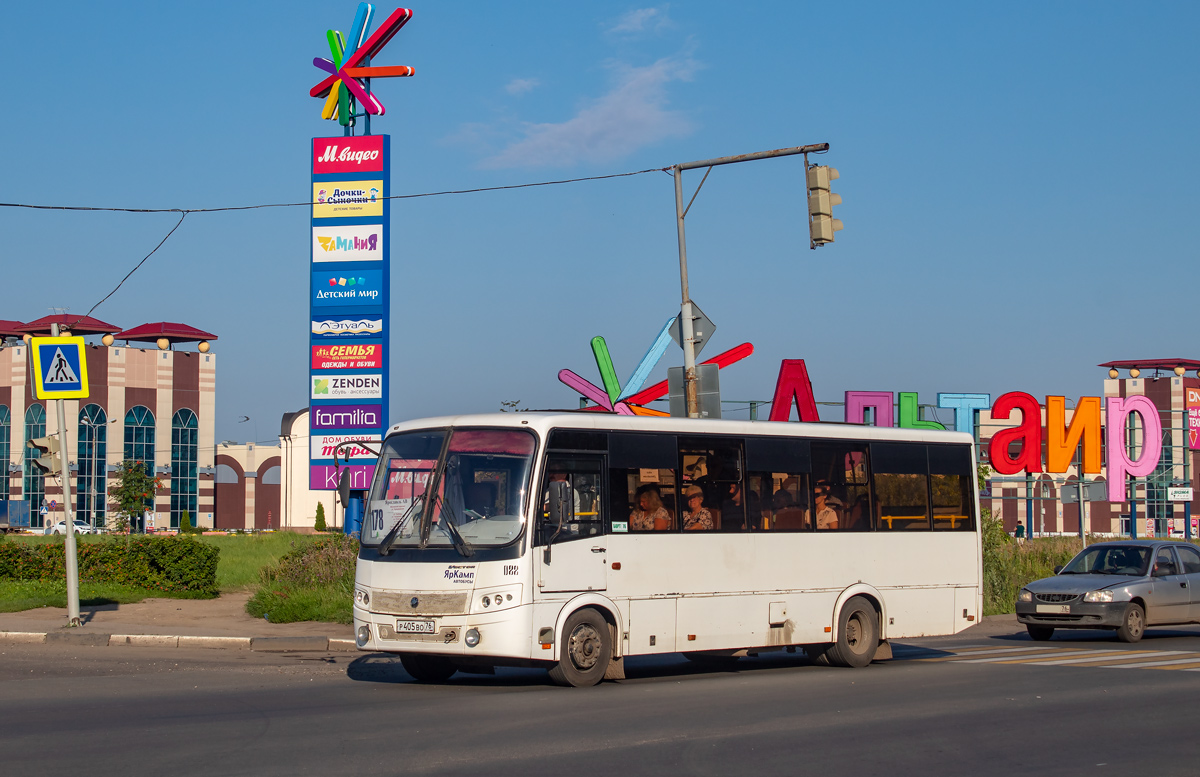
[0,592,355,651]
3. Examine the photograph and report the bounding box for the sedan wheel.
[1116,603,1145,643]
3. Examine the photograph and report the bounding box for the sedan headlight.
[1017,589,1033,603]
[1083,590,1114,603]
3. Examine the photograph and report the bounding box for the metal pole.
[50,322,80,627]
[669,142,830,419]
[673,165,699,418]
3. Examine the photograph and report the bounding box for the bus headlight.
[355,589,370,607]
[465,628,481,648]
[1083,590,1114,603]
[356,626,371,647]
[472,585,522,613]
[1017,589,1032,603]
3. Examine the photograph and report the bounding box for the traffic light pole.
[671,143,830,417]
[49,322,81,627]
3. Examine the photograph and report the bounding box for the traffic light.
[27,436,61,474]
[807,164,843,247]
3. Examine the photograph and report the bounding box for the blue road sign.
[31,336,89,399]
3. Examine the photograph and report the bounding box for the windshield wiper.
[378,493,427,557]
[431,494,474,558]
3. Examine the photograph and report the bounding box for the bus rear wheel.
[826,596,879,668]
[400,653,458,683]
[548,609,611,687]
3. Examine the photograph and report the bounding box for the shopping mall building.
[0,315,218,531]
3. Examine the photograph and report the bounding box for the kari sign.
[311,434,381,461]
[311,225,384,262]
[311,404,384,431]
[312,181,384,218]
[310,464,374,491]
[311,374,383,400]
[312,136,386,174]
[311,343,383,370]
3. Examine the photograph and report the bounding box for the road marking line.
[1034,650,1182,665]
[961,650,1105,664]
[918,646,1056,661]
[1103,657,1200,669]
[1144,661,1200,671]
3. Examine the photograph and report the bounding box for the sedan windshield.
[1061,545,1151,576]
[362,428,536,550]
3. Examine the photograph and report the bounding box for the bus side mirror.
[337,469,353,508]
[543,480,574,564]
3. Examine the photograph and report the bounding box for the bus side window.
[929,444,975,531]
[610,467,677,532]
[540,457,603,544]
[872,442,931,531]
[811,441,871,531]
[745,436,811,532]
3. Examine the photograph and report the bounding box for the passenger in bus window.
[630,485,672,531]
[721,482,758,531]
[683,485,714,531]
[814,484,842,530]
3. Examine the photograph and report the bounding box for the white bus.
[352,413,982,686]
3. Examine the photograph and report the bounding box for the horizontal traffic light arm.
[676,143,830,172]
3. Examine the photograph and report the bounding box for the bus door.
[536,455,607,593]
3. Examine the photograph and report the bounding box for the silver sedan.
[1015,540,1200,643]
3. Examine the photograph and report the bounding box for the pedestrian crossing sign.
[30,336,89,399]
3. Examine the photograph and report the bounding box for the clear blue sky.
[3,2,1197,441]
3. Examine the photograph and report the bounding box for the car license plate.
[395,618,436,634]
[1036,604,1071,614]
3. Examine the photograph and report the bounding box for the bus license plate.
[1036,604,1071,614]
[395,618,436,634]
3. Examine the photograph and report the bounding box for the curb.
[0,630,357,652]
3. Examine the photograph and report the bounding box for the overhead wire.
[3,166,668,329]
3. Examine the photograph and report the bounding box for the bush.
[314,502,327,532]
[0,535,219,598]
[247,534,357,623]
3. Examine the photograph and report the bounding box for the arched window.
[0,405,9,502]
[124,405,156,513]
[170,409,198,529]
[77,405,107,528]
[23,404,46,527]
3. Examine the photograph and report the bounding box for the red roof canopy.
[1098,359,1200,370]
[0,320,26,337]
[115,322,217,343]
[17,314,120,335]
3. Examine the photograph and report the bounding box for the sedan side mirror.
[1053,565,1064,575]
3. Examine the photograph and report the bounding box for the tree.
[314,502,327,532]
[180,510,194,534]
[109,460,161,534]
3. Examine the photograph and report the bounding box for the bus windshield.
[361,428,537,551]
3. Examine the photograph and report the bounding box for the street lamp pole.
[671,143,830,417]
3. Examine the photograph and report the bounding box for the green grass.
[0,579,193,612]
[195,533,321,591]
[7,531,320,594]
[245,579,354,624]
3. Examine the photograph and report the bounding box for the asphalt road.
[7,625,1200,777]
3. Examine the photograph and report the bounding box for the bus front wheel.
[400,653,458,683]
[826,596,879,668]
[548,608,611,687]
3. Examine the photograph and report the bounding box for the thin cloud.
[609,7,673,35]
[505,78,540,96]
[481,56,698,169]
